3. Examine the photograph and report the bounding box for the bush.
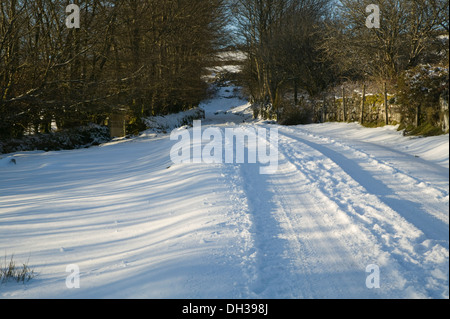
[251,103,277,121]
[397,64,449,128]
[362,121,387,128]
[279,101,313,126]
[0,124,111,154]
[126,116,147,136]
[400,122,444,137]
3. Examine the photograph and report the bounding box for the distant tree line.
[233,0,334,116]
[0,0,228,139]
[325,0,448,81]
[233,0,449,131]
[1,0,448,142]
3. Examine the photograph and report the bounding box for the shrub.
[362,121,387,128]
[400,122,444,137]
[0,124,111,154]
[397,64,449,128]
[0,254,36,284]
[279,101,313,126]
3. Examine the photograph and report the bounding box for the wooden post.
[360,84,366,124]
[384,82,389,125]
[322,94,326,123]
[342,87,347,122]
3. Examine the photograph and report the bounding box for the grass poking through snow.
[0,254,36,284]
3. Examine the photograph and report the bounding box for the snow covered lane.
[0,135,253,298]
[272,125,449,298]
[0,101,448,298]
[218,124,447,299]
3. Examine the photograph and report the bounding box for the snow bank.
[143,107,205,133]
[0,84,447,299]
[299,122,449,168]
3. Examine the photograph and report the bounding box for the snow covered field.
[0,85,448,299]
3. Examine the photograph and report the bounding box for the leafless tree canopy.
[0,0,229,138]
[233,0,334,113]
[324,0,449,80]
[1,0,448,138]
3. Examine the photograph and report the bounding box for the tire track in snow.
[238,163,303,298]
[261,143,395,298]
[218,140,303,297]
[275,128,448,298]
[284,126,449,227]
[221,124,402,298]
[217,124,317,298]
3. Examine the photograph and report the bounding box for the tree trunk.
[360,84,366,124]
[342,87,347,122]
[416,104,421,127]
[322,94,327,123]
[384,82,389,125]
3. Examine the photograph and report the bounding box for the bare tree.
[1,0,228,140]
[233,0,333,119]
[324,0,449,81]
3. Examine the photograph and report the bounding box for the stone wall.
[318,94,402,125]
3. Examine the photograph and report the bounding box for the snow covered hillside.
[0,84,448,299]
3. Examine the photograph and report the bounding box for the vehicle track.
[223,123,448,298]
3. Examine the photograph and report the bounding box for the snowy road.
[0,86,448,299]
[234,124,448,298]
